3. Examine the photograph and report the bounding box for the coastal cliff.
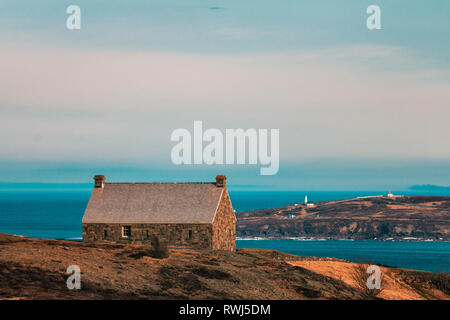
[236,196,450,240]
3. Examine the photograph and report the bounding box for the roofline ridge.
[104,182,216,184]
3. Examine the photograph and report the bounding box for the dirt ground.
[0,233,448,300]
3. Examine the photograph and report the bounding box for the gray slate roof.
[82,182,224,224]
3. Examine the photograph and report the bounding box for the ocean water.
[0,190,89,240]
[0,188,449,273]
[236,240,450,273]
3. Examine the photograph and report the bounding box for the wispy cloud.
[1,43,449,164]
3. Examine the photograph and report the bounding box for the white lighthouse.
[305,194,316,208]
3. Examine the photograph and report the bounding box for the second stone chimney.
[94,175,105,188]
[216,174,226,188]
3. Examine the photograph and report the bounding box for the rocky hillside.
[0,233,448,300]
[237,196,450,240]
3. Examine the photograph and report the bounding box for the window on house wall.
[104,230,107,239]
[188,230,193,240]
[146,230,150,239]
[122,226,131,238]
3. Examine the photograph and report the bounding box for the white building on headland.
[304,195,315,208]
[357,191,403,199]
[387,191,404,198]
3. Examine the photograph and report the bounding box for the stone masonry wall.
[83,223,212,249]
[212,189,236,251]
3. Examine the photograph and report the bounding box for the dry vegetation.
[350,262,384,299]
[287,260,449,300]
[0,233,448,300]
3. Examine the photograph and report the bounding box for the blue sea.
[236,240,449,273]
[0,187,449,273]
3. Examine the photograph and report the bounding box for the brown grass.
[350,262,384,299]
[0,233,448,300]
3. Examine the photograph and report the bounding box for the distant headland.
[409,185,450,192]
[237,196,450,241]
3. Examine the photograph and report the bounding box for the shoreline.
[6,234,449,242]
[237,237,449,242]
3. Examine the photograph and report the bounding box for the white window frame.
[122,225,131,238]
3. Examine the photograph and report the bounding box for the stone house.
[82,174,236,251]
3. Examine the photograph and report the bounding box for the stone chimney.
[94,175,105,188]
[216,174,226,187]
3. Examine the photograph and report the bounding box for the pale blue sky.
[1,1,449,58]
[0,1,449,189]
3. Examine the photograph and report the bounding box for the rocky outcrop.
[237,196,450,240]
